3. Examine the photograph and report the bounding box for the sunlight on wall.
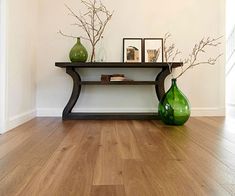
[226,0,235,38]
[226,0,235,109]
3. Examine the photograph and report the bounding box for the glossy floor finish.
[0,117,235,196]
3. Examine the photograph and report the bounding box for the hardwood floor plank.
[0,118,55,159]
[129,121,208,195]
[0,120,73,196]
[114,120,141,160]
[0,118,43,145]
[196,117,235,143]
[90,185,126,196]
[123,160,158,196]
[222,184,235,195]
[0,118,61,181]
[191,117,235,149]
[184,118,235,170]
[166,117,235,173]
[93,121,123,185]
[130,120,182,162]
[129,120,156,146]
[0,164,41,196]
[0,117,233,196]
[16,120,101,196]
[150,120,232,195]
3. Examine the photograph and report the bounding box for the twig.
[61,0,113,62]
[163,33,223,79]
[58,30,89,40]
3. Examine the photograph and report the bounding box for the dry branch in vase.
[59,0,113,62]
[163,33,223,79]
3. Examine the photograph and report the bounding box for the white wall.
[4,0,39,132]
[0,0,7,133]
[37,0,225,116]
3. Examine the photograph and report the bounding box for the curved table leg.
[63,68,81,120]
[155,67,171,101]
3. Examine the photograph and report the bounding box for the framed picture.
[144,38,163,63]
[123,38,143,63]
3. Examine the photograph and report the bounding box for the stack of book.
[110,74,126,81]
[101,74,131,83]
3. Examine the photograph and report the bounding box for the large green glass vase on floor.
[69,37,88,62]
[158,79,191,125]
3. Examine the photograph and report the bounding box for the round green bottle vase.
[69,37,88,62]
[158,79,191,125]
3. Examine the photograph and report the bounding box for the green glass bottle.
[69,37,88,62]
[158,79,191,125]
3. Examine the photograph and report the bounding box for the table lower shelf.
[63,112,160,120]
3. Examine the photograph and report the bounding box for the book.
[101,74,132,82]
[110,76,126,81]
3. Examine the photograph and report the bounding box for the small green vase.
[158,79,191,125]
[69,37,88,62]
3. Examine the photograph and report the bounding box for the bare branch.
[163,33,223,79]
[163,33,181,64]
[59,30,89,41]
[61,1,113,62]
[175,36,223,79]
[58,30,77,39]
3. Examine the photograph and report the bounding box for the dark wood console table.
[55,62,182,120]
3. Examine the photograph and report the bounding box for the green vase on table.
[69,37,88,62]
[158,79,191,125]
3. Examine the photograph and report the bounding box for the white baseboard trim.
[36,108,157,117]
[6,110,36,133]
[190,107,225,117]
[37,107,225,117]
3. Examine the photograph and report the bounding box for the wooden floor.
[0,117,235,196]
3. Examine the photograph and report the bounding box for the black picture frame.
[123,38,143,63]
[143,38,164,63]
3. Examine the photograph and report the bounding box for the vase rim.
[76,37,81,43]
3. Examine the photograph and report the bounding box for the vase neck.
[76,37,81,44]
[171,79,177,86]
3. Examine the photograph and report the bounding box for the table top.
[55,62,183,68]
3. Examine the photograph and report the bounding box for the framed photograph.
[144,38,163,63]
[123,38,143,63]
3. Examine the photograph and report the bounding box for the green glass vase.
[158,79,191,125]
[69,37,88,62]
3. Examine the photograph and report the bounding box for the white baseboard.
[6,110,36,133]
[37,107,225,117]
[190,107,225,117]
[37,108,63,117]
[36,108,157,117]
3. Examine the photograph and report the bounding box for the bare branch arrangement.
[163,33,223,79]
[60,0,113,62]
[163,33,181,62]
[163,33,181,78]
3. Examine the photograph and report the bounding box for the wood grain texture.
[0,117,234,195]
[93,121,123,185]
[90,185,126,196]
[114,121,141,160]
